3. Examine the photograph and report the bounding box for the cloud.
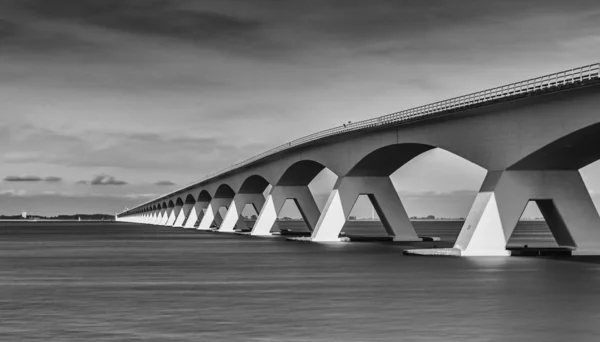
[1,0,270,57]
[90,174,128,186]
[154,180,176,186]
[0,189,28,196]
[4,175,42,182]
[3,175,63,182]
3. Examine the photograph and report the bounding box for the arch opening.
[325,146,486,242]
[240,203,260,231]
[276,199,312,235]
[507,200,575,250]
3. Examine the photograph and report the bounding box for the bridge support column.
[220,194,265,232]
[311,177,419,242]
[455,170,600,256]
[183,205,198,228]
[186,201,208,228]
[198,198,231,230]
[159,209,170,225]
[148,212,157,225]
[165,207,177,226]
[171,204,184,227]
[251,185,320,236]
[197,204,214,230]
[174,203,193,227]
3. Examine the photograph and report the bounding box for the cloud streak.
[154,180,176,186]
[89,174,128,186]
[3,175,62,182]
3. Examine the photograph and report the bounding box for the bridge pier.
[165,208,176,226]
[173,203,192,227]
[197,204,215,230]
[311,176,420,242]
[220,193,265,232]
[455,170,600,256]
[185,200,208,228]
[251,185,320,236]
[170,204,183,227]
[197,198,230,230]
[159,208,170,225]
[151,212,160,225]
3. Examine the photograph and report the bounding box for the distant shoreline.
[0,219,115,222]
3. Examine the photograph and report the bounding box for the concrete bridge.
[117,63,600,256]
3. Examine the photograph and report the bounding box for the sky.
[1,0,600,217]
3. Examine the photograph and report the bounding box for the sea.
[1,220,599,341]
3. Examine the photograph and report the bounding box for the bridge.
[117,63,600,256]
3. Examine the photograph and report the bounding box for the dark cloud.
[76,180,88,185]
[154,180,176,186]
[3,175,62,182]
[1,0,267,54]
[90,174,128,186]
[4,175,42,182]
[24,0,261,38]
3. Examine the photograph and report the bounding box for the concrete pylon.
[220,193,265,232]
[455,170,600,256]
[311,177,420,242]
[170,204,183,227]
[147,212,156,225]
[159,209,170,225]
[151,212,159,225]
[251,185,320,236]
[199,198,232,230]
[183,206,198,228]
[186,200,209,228]
[165,208,177,226]
[197,203,216,230]
[174,203,193,227]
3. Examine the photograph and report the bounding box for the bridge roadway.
[117,63,600,256]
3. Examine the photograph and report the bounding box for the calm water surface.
[1,222,599,341]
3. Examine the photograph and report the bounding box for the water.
[1,221,599,341]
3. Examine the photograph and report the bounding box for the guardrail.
[122,63,600,215]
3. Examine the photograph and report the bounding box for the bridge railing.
[122,63,599,215]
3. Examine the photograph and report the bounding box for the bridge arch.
[184,194,196,204]
[239,175,270,194]
[509,122,600,170]
[197,190,212,202]
[346,143,435,177]
[214,184,235,199]
[277,160,331,186]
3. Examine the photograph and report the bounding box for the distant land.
[0,214,114,221]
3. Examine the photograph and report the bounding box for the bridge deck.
[123,63,600,214]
